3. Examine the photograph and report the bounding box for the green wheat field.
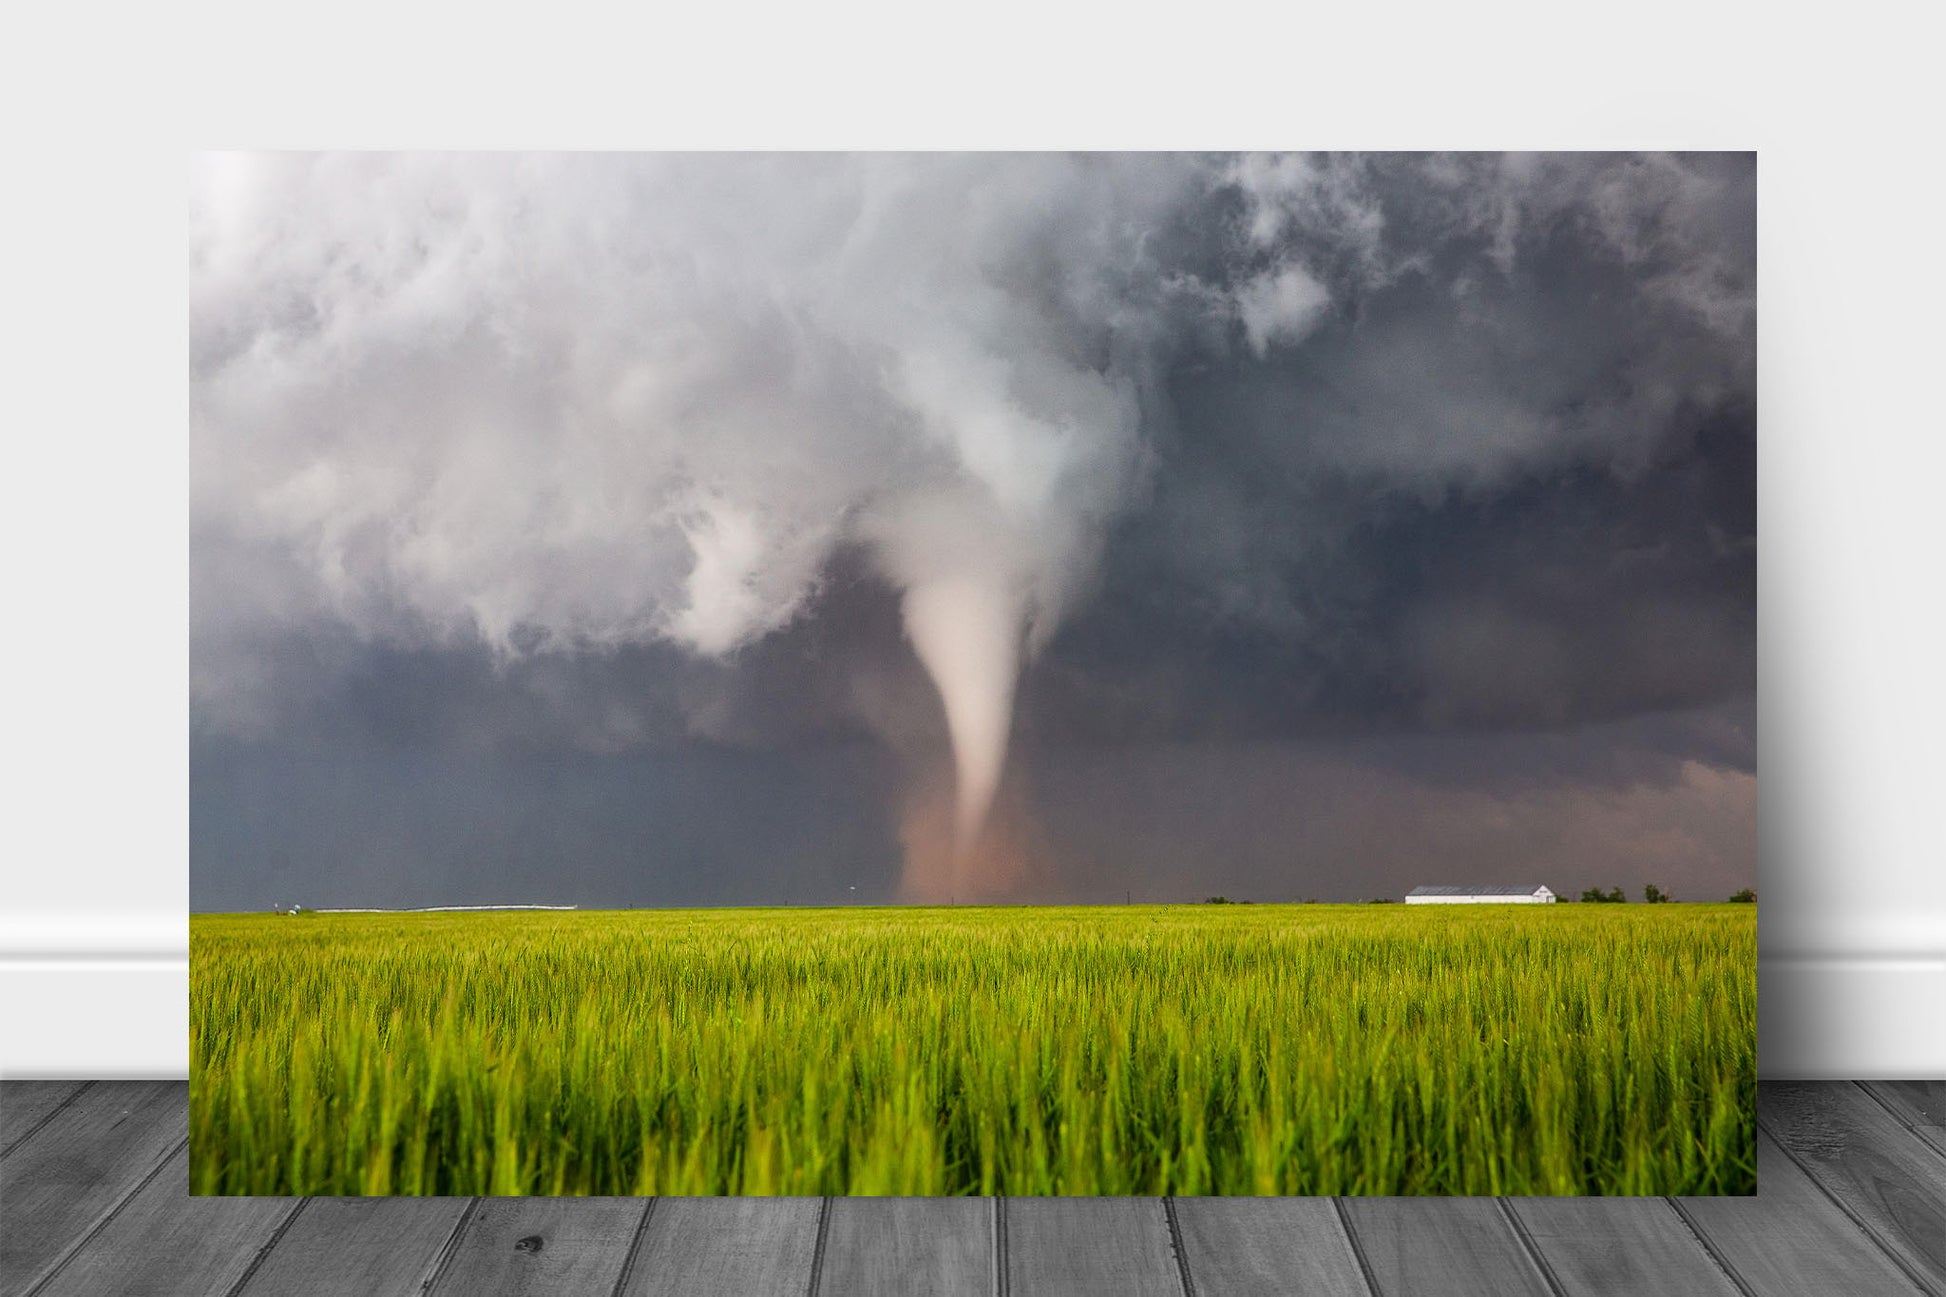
[188,904,1756,1196]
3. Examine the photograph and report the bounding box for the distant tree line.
[1570,885,1756,903]
[1206,888,1753,905]
[1574,884,1672,903]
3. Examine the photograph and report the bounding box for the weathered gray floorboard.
[1862,1080,1946,1158]
[1170,1197,1372,1296]
[426,1197,648,1296]
[1677,1127,1928,1297]
[1003,1198,1181,1297]
[232,1196,475,1296]
[1507,1196,1738,1296]
[0,1079,184,1295]
[7,1080,1946,1295]
[0,1080,91,1156]
[815,1197,991,1296]
[1760,1079,1946,1291]
[1337,1197,1552,1297]
[617,1198,822,1297]
[1862,1080,1946,1125]
[32,1145,297,1297]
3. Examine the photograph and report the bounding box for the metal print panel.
[189,152,1756,1195]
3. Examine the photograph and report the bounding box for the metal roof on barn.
[1406,884,1551,896]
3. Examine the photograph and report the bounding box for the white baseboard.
[1,933,1940,1080]
[1,959,188,1078]
[0,913,188,1078]
[1758,954,1946,1079]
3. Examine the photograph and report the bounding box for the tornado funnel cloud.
[901,577,1023,851]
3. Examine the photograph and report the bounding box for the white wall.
[1,4,1940,1080]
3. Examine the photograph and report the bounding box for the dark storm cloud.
[1026,731,1756,907]
[1029,396,1755,746]
[190,739,905,912]
[190,153,1755,907]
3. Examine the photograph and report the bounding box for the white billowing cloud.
[191,153,1208,839]
[191,155,1213,650]
[1228,152,1387,273]
[1236,263,1332,356]
[1421,151,1756,338]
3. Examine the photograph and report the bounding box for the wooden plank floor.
[2,1082,1940,1296]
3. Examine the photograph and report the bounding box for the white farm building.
[1405,884,1556,905]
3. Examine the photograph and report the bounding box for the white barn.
[1405,884,1556,905]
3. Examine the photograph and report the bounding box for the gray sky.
[190,152,1755,910]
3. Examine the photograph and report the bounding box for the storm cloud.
[190,152,1755,908]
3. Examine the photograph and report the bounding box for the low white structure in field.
[1405,884,1556,905]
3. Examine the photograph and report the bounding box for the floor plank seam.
[1161,1197,1197,1297]
[1758,1115,1943,1297]
[220,1196,311,1297]
[606,1196,658,1297]
[991,1197,1008,1297]
[1328,1199,1382,1297]
[419,1196,482,1294]
[1663,1197,1759,1297]
[1853,1080,1908,1124]
[1494,1197,1568,1297]
[22,1133,186,1297]
[0,1081,93,1161]
[1855,1082,1946,1168]
[805,1196,833,1297]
